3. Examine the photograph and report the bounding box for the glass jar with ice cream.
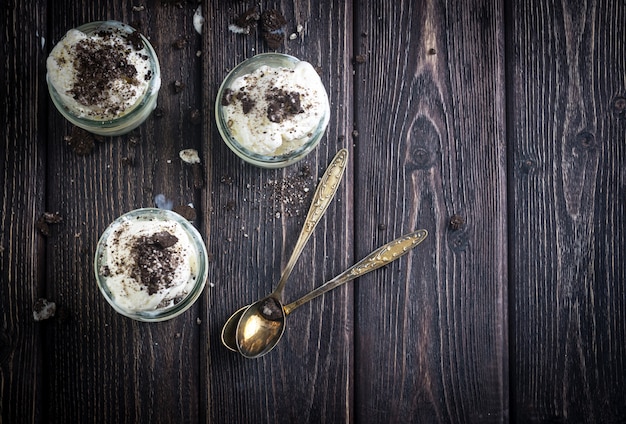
[94,208,208,322]
[46,20,161,136]
[215,53,330,168]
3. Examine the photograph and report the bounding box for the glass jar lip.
[46,20,162,136]
[215,53,330,169]
[94,208,208,322]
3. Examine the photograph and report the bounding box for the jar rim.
[94,208,208,322]
[47,20,162,136]
[215,53,330,168]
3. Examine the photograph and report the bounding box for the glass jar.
[94,208,208,322]
[47,21,161,136]
[215,53,330,168]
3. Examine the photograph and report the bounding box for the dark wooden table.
[2,1,625,423]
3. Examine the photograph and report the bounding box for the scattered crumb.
[154,107,164,118]
[354,54,367,64]
[378,223,387,231]
[261,9,287,49]
[173,80,185,94]
[127,133,140,146]
[352,129,359,138]
[179,149,200,164]
[189,109,202,125]
[289,33,297,40]
[428,48,437,55]
[196,317,202,325]
[173,204,197,221]
[33,298,56,321]
[36,212,63,236]
[196,50,202,57]
[193,5,204,35]
[64,127,103,156]
[132,5,145,12]
[229,7,260,34]
[264,165,314,218]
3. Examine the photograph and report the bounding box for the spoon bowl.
[235,228,428,358]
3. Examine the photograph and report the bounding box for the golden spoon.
[220,149,349,351]
[235,228,428,358]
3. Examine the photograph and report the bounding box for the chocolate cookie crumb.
[354,54,367,64]
[236,91,255,114]
[126,30,144,50]
[266,89,303,123]
[189,109,202,125]
[36,212,63,236]
[131,232,181,295]
[152,231,179,248]
[260,297,283,321]
[221,88,234,106]
[65,127,100,155]
[33,298,56,321]
[261,9,287,49]
[230,7,260,34]
[173,80,185,94]
[173,204,197,221]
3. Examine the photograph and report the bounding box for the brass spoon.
[235,228,428,358]
[220,149,349,351]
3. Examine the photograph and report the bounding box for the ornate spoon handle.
[273,149,349,297]
[283,229,428,315]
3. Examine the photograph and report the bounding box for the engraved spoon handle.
[283,229,428,315]
[273,149,349,297]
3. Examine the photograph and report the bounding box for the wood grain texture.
[0,2,48,423]
[354,1,508,422]
[508,0,626,422]
[3,0,626,423]
[201,1,354,423]
[42,1,204,422]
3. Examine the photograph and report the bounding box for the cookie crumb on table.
[33,298,56,321]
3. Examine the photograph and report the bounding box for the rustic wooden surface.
[0,1,624,423]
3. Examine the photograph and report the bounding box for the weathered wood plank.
[0,1,48,423]
[42,1,204,422]
[201,1,354,423]
[353,1,508,422]
[508,0,626,422]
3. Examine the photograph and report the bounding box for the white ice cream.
[222,61,330,156]
[99,218,199,314]
[47,27,155,120]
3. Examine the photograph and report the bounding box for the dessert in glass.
[46,20,161,136]
[216,53,330,168]
[94,208,208,322]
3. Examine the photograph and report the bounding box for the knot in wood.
[449,214,465,230]
[612,96,626,119]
